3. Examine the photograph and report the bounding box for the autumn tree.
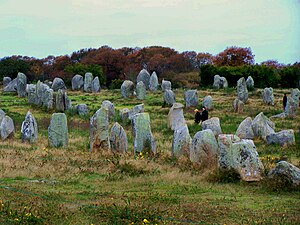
[213,46,254,66]
[196,52,213,68]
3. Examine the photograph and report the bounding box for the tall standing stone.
[136,81,146,100]
[84,72,93,92]
[163,89,176,106]
[246,76,254,90]
[149,71,158,91]
[51,77,66,91]
[121,80,135,98]
[161,79,171,91]
[201,117,222,137]
[48,113,68,148]
[167,103,186,131]
[285,96,297,118]
[137,69,151,89]
[54,89,71,112]
[3,77,12,88]
[237,77,248,103]
[92,77,100,93]
[27,84,37,105]
[172,125,192,158]
[17,72,27,97]
[71,74,84,91]
[21,111,38,143]
[262,87,274,105]
[101,100,115,119]
[184,90,198,107]
[202,95,213,110]
[109,122,128,154]
[251,112,275,141]
[291,88,300,106]
[0,115,15,140]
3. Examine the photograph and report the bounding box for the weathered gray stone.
[128,104,144,120]
[84,72,93,92]
[163,89,176,106]
[184,90,198,107]
[161,79,171,91]
[246,76,254,90]
[121,80,135,98]
[232,98,244,113]
[16,72,27,97]
[44,80,52,88]
[71,74,84,91]
[167,103,186,131]
[266,129,295,146]
[92,77,100,93]
[202,95,213,110]
[3,78,17,92]
[27,84,37,104]
[172,125,192,158]
[136,81,146,100]
[0,109,5,122]
[236,117,255,139]
[201,117,222,137]
[119,108,130,123]
[291,88,300,106]
[51,77,66,91]
[21,111,38,143]
[110,122,127,154]
[149,71,158,91]
[90,108,110,152]
[262,87,274,105]
[54,89,71,112]
[190,129,218,167]
[0,115,14,140]
[251,112,275,141]
[268,161,300,186]
[75,104,88,116]
[237,77,248,103]
[48,113,68,148]
[285,96,297,118]
[218,134,264,181]
[3,77,11,88]
[213,75,228,89]
[132,113,156,154]
[137,69,151,89]
[101,100,115,119]
[270,112,286,119]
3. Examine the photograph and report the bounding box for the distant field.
[0,87,299,224]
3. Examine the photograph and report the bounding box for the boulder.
[121,80,135,98]
[16,72,27,97]
[237,77,248,103]
[161,79,171,91]
[201,117,222,137]
[190,129,218,167]
[213,75,228,89]
[232,98,244,113]
[101,100,115,119]
[92,77,100,93]
[163,89,176,106]
[266,129,295,146]
[268,161,300,186]
[109,122,128,154]
[128,104,144,120]
[218,134,264,181]
[51,77,66,91]
[90,107,110,152]
[251,112,275,141]
[202,95,213,110]
[184,90,198,107]
[119,108,130,123]
[84,72,93,92]
[132,113,156,154]
[3,77,11,88]
[48,113,68,148]
[0,115,15,140]
[262,87,274,105]
[136,81,146,100]
[246,76,254,90]
[71,74,84,91]
[149,71,158,91]
[27,84,37,105]
[172,125,192,158]
[137,69,151,89]
[235,117,255,139]
[3,78,17,92]
[21,111,38,143]
[167,103,186,131]
[75,104,88,116]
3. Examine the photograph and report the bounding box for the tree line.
[0,46,299,88]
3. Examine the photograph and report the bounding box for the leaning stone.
[268,161,300,187]
[3,78,17,92]
[132,113,156,154]
[121,80,135,98]
[51,77,66,91]
[172,125,192,158]
[84,72,93,92]
[119,108,130,123]
[235,117,255,139]
[27,84,37,105]
[232,98,244,113]
[136,81,146,100]
[109,122,128,154]
[161,79,171,91]
[76,104,88,116]
[163,89,176,106]
[21,111,38,143]
[190,129,218,167]
[202,95,213,110]
[246,76,254,90]
[92,77,100,93]
[266,130,295,146]
[149,71,158,91]
[184,90,198,107]
[237,77,248,103]
[262,87,274,105]
[90,108,110,152]
[167,103,186,131]
[3,77,11,88]
[0,115,15,140]
[71,74,84,91]
[201,117,222,137]
[128,104,144,120]
[48,113,68,148]
[137,69,151,89]
[251,112,275,141]
[101,100,115,119]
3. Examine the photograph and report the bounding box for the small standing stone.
[109,122,128,154]
[235,117,255,139]
[48,113,68,148]
[232,98,244,113]
[246,76,254,90]
[21,111,38,143]
[54,89,71,112]
[237,77,248,103]
[285,96,297,118]
[251,112,275,141]
[121,80,135,98]
[172,125,192,158]
[262,87,274,105]
[92,77,100,93]
[213,75,228,89]
[128,104,145,120]
[136,81,146,100]
[149,71,158,91]
[0,115,15,140]
[161,79,171,91]
[84,72,93,92]
[167,103,186,131]
[163,89,176,106]
[72,74,84,91]
[27,84,37,105]
[76,104,88,116]
[137,69,151,89]
[3,77,11,88]
[184,90,198,107]
[119,108,130,123]
[101,100,115,119]
[201,117,222,137]
[3,78,17,92]
[51,77,66,91]
[202,95,213,110]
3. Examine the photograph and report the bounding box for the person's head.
[194,109,199,113]
[202,106,206,111]
[284,93,287,96]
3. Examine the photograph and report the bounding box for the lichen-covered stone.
[92,77,100,93]
[132,113,156,154]
[266,129,295,146]
[21,111,38,143]
[27,84,37,105]
[251,112,275,141]
[119,108,129,122]
[235,117,255,139]
[51,77,66,91]
[163,89,176,106]
[3,77,11,88]
[75,104,88,116]
[149,71,158,91]
[137,69,150,89]
[213,75,228,89]
[190,129,218,167]
[101,100,115,119]
[201,117,222,137]
[0,109,5,122]
[184,90,198,107]
[72,74,84,91]
[0,115,15,140]
[48,113,68,148]
[167,103,186,131]
[262,87,274,105]
[54,89,71,112]
[237,77,248,103]
[110,122,127,154]
[268,161,300,186]
[128,104,144,120]
[285,96,297,118]
[17,72,27,97]
[291,88,300,106]
[3,78,17,92]
[84,72,93,92]
[232,98,244,113]
[172,125,191,158]
[36,81,53,110]
[161,79,171,91]
[246,76,254,90]
[202,95,213,110]
[121,80,135,98]
[136,81,146,100]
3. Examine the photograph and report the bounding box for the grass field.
[0,86,299,224]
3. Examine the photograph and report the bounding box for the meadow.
[0,86,299,224]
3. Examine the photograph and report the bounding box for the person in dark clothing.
[201,106,208,122]
[283,93,287,110]
[194,109,201,124]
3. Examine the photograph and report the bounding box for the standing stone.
[285,96,297,118]
[27,84,37,104]
[167,103,186,131]
[84,73,93,92]
[119,108,130,123]
[0,109,5,122]
[251,112,275,141]
[237,77,248,103]
[36,81,53,109]
[16,73,27,97]
[291,88,300,106]
[266,130,295,146]
[235,117,255,139]
[246,76,254,90]
[136,81,146,100]
[92,77,100,93]
[3,77,12,88]
[149,71,158,91]
[51,77,66,91]
[75,104,88,116]
[44,80,52,88]
[90,108,110,152]
[262,87,274,105]
[132,113,156,154]
[137,69,151,89]
[201,117,222,137]
[172,125,192,158]
[0,115,15,140]
[190,129,218,167]
[21,111,38,143]
[232,98,244,113]
[101,100,115,119]
[163,89,176,106]
[128,104,145,120]
[202,95,213,110]
[121,80,135,98]
[218,134,264,181]
[184,90,198,107]
[3,78,17,92]
[71,74,84,91]
[55,89,70,112]
[213,75,228,89]
[161,79,171,91]
[109,122,128,154]
[48,113,68,148]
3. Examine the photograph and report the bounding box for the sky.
[0,0,299,64]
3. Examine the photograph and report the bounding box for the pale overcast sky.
[0,0,299,64]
